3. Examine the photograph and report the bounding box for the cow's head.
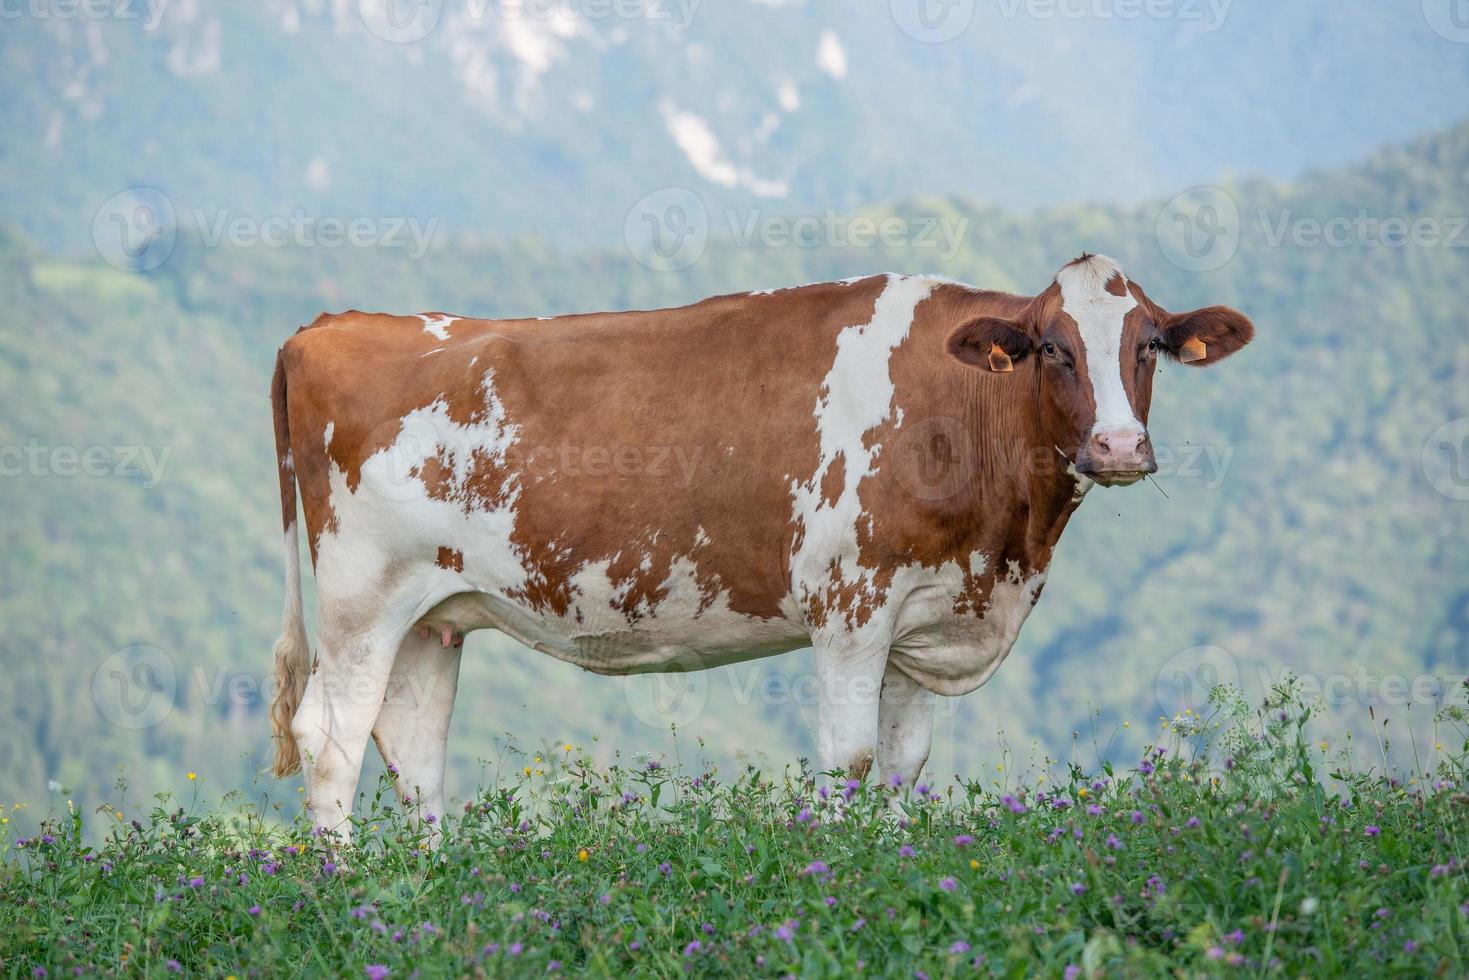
[946,254,1254,487]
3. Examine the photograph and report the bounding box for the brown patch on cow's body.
[436,546,464,572]
[819,451,846,508]
[1105,271,1128,297]
[278,281,886,626]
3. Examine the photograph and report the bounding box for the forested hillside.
[2,121,1466,827]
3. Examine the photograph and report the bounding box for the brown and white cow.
[267,253,1253,839]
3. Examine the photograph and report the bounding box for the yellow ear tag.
[988,343,1014,373]
[1180,336,1208,363]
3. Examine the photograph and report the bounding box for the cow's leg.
[291,622,401,844]
[812,638,888,781]
[876,662,936,788]
[371,628,463,844]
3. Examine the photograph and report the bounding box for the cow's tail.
[268,349,311,777]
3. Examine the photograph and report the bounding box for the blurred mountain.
[5,0,1469,254]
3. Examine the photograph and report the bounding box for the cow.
[267,253,1253,841]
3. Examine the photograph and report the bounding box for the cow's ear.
[1161,306,1254,367]
[947,316,1035,373]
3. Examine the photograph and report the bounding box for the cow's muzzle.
[1075,427,1157,487]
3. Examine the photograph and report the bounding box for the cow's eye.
[1040,342,1058,359]
[1142,337,1163,360]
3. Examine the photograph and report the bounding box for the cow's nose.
[1077,427,1157,485]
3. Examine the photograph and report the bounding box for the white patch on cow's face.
[1055,255,1142,436]
[789,274,937,636]
[418,314,457,341]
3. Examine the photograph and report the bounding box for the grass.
[4,678,1469,978]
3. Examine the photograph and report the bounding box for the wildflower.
[1086,804,1102,816]
[658,862,672,876]
[1365,825,1381,838]
[796,807,813,824]
[364,968,390,980]
[1001,795,1026,814]
[578,848,589,862]
[950,941,971,954]
[1077,787,1088,798]
[802,860,829,877]
[939,877,958,892]
[899,844,916,858]
[1130,811,1145,824]
[969,859,980,871]
[1104,833,1122,850]
[683,941,701,957]
[1405,940,1418,953]
[1070,883,1086,895]
[188,876,205,889]
[547,962,561,973]
[953,834,974,847]
[1185,817,1201,829]
[187,772,196,781]
[1206,946,1224,961]
[1064,967,1081,980]
[248,905,261,917]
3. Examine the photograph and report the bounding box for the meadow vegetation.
[5,679,1468,977]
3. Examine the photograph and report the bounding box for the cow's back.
[280,279,900,664]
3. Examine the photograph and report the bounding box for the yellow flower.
[969,858,979,870]
[523,766,533,776]
[995,764,1004,772]
[187,772,197,781]
[564,744,573,753]
[1077,788,1088,798]
[1123,721,1130,728]
[578,848,589,862]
